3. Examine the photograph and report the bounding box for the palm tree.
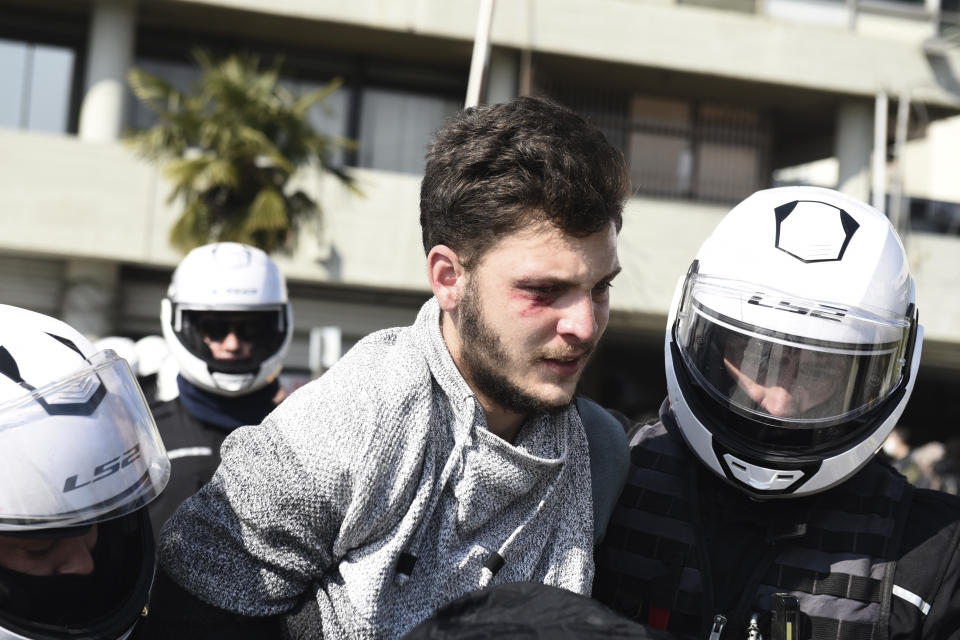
[127,50,355,254]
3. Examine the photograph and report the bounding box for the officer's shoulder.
[871,457,960,516]
[149,397,182,422]
[894,485,960,604]
[619,416,669,450]
[874,454,960,557]
[576,397,630,434]
[909,485,960,525]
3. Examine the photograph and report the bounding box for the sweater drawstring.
[395,400,475,584]
[478,470,560,588]
[397,400,569,589]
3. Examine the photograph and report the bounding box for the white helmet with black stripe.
[664,186,923,499]
[161,242,293,396]
[0,304,169,639]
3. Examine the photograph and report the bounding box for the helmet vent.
[0,346,24,384]
[722,453,806,491]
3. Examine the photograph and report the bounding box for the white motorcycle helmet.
[161,242,293,396]
[0,305,170,639]
[665,186,923,499]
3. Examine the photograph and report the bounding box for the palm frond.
[163,155,212,186]
[168,200,209,253]
[129,49,357,254]
[199,159,241,190]
[234,125,295,174]
[285,191,319,224]
[127,69,185,114]
[246,188,288,232]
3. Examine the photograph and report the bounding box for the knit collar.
[411,297,579,440]
[407,302,592,593]
[412,297,475,407]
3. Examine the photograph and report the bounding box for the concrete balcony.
[1,127,957,367]
[156,0,960,107]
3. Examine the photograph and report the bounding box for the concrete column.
[486,47,520,106]
[835,100,875,203]
[78,0,136,141]
[61,260,121,341]
[872,91,889,211]
[926,0,941,34]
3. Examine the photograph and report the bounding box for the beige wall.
[1,129,957,356]
[168,0,960,107]
[903,115,960,205]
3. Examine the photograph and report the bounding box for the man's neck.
[475,395,526,443]
[440,310,526,444]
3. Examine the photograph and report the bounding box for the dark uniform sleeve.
[140,569,284,639]
[890,488,960,639]
[147,399,226,539]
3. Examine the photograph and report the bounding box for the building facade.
[1,0,959,433]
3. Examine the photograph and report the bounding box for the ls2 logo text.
[63,444,142,493]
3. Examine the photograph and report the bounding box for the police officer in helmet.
[0,305,170,639]
[594,186,960,639]
[147,242,292,537]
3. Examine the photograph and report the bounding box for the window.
[357,88,461,174]
[127,57,199,132]
[0,38,75,133]
[941,1,960,39]
[694,104,766,201]
[628,96,694,196]
[290,79,352,168]
[909,196,960,235]
[127,56,354,166]
[545,83,771,203]
[128,47,464,176]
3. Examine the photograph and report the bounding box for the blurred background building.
[1,0,959,437]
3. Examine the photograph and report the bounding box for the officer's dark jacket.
[593,401,960,640]
[147,398,230,539]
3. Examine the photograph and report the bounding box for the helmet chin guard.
[663,187,923,499]
[210,371,257,393]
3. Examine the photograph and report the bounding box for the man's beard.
[458,281,591,417]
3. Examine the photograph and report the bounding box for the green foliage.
[127,50,356,254]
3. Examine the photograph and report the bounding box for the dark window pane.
[0,39,29,129]
[26,44,74,133]
[285,79,352,167]
[542,80,770,203]
[358,88,460,174]
[128,59,352,166]
[0,39,74,134]
[127,58,199,131]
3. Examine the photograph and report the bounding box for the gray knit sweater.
[159,298,595,638]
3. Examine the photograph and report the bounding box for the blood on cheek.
[509,291,555,316]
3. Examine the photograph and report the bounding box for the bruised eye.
[523,285,561,296]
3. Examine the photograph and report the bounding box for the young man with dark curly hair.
[143,96,632,639]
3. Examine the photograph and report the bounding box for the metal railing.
[539,82,771,204]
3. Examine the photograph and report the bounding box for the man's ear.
[427,245,464,312]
